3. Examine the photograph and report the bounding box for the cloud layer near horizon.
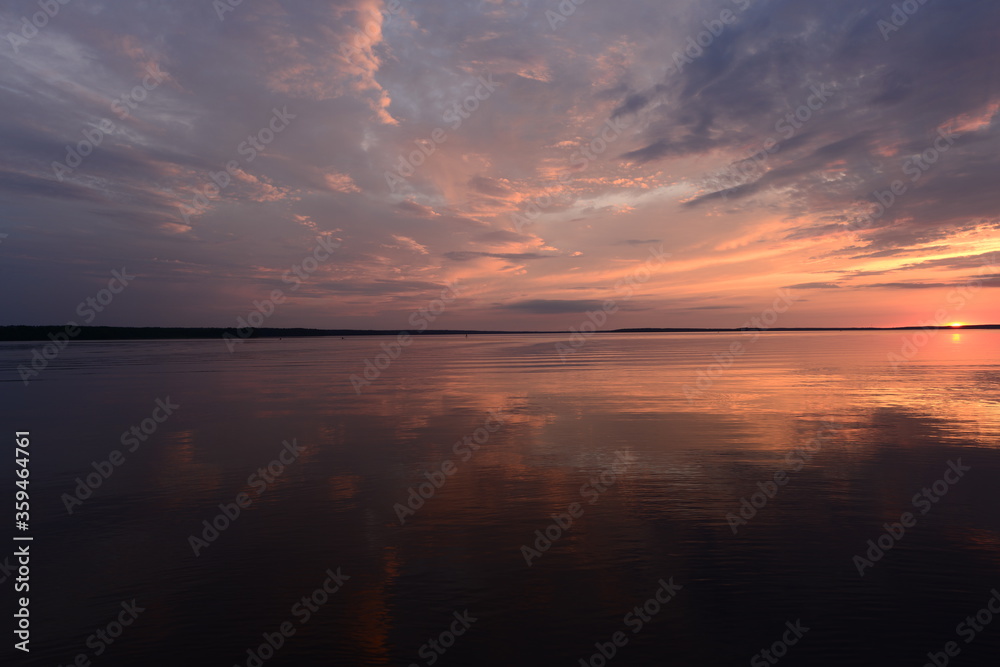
[1,0,998,329]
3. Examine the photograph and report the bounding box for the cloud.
[325,172,361,193]
[785,282,843,290]
[443,251,555,262]
[621,139,671,164]
[468,175,512,197]
[900,251,999,272]
[498,299,613,315]
[390,235,430,254]
[850,245,951,259]
[612,0,1000,251]
[473,229,535,244]
[313,279,453,295]
[394,200,439,217]
[861,282,953,290]
[864,278,1000,290]
[3,0,1000,330]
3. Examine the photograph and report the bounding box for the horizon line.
[1,323,998,342]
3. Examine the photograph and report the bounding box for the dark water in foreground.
[3,331,1000,666]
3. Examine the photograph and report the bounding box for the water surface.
[4,331,1000,665]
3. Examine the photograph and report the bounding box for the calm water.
[3,331,1000,666]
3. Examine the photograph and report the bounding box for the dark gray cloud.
[621,139,671,164]
[785,282,842,290]
[615,0,1000,251]
[786,274,1000,291]
[850,245,951,260]
[311,280,456,296]
[394,200,438,217]
[900,251,999,271]
[862,282,952,290]
[473,229,534,244]
[499,299,612,315]
[468,176,511,197]
[622,238,663,245]
[443,251,555,262]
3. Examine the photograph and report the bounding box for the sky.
[1,0,999,330]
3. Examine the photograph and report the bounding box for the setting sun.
[950,322,966,328]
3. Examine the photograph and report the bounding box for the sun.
[949,322,965,328]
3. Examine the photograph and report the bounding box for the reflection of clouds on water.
[5,331,1000,664]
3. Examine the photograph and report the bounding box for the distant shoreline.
[1,324,998,342]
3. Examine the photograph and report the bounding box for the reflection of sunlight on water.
[964,530,1000,565]
[343,545,399,665]
[157,429,227,508]
[165,331,1000,459]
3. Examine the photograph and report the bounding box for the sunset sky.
[2,0,998,330]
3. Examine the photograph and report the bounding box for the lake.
[4,331,1000,665]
